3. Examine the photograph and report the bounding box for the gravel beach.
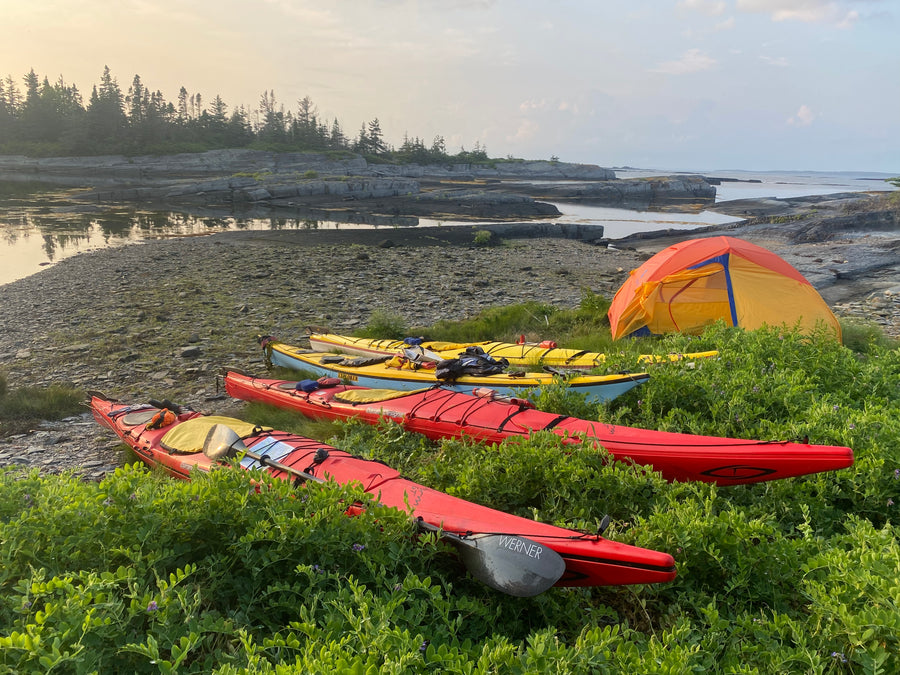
[1,192,898,479]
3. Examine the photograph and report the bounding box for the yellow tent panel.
[608,236,841,341]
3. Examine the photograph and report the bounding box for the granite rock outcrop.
[0,150,714,219]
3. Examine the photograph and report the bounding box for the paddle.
[202,424,566,597]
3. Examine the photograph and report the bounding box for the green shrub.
[428,301,560,342]
[355,309,408,339]
[0,377,84,436]
[473,229,494,246]
[3,310,899,672]
[520,377,601,420]
[840,317,899,352]
[422,293,619,353]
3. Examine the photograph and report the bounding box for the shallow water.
[0,194,737,287]
[549,203,740,239]
[0,200,412,287]
[615,168,898,202]
[1,169,895,287]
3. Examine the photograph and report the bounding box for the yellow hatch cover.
[161,416,271,454]
[332,388,430,405]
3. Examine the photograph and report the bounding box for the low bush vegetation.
[1,303,898,671]
[473,229,494,246]
[351,308,409,340]
[419,290,615,351]
[0,372,84,436]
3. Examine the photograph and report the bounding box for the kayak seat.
[161,416,270,454]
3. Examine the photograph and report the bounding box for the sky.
[1,0,898,173]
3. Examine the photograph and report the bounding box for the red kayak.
[91,393,677,592]
[223,370,854,486]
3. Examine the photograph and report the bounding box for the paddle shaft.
[240,447,471,539]
[232,444,565,596]
[244,447,325,485]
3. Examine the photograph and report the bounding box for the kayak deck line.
[91,392,677,590]
[262,336,652,404]
[222,371,854,486]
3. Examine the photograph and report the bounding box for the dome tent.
[607,236,841,341]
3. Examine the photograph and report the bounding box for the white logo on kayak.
[366,408,404,418]
[496,535,543,559]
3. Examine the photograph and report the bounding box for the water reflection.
[0,191,438,286]
[5,168,891,287]
[548,203,739,239]
[0,190,741,286]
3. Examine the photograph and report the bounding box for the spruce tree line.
[0,66,490,164]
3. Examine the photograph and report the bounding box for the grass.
[355,293,896,357]
[0,372,84,436]
[840,317,900,352]
[389,290,613,347]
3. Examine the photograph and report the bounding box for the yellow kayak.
[262,337,650,403]
[307,332,717,370]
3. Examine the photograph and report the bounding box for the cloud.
[714,17,736,30]
[509,118,539,142]
[760,55,790,67]
[519,98,550,112]
[650,49,717,75]
[677,0,727,15]
[788,104,816,126]
[735,0,861,26]
[836,10,859,28]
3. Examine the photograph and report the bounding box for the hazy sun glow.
[0,0,897,172]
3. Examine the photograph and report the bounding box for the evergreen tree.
[354,122,369,153]
[18,71,46,142]
[201,94,229,145]
[330,118,346,149]
[430,135,447,158]
[293,95,321,148]
[23,70,40,107]
[16,71,85,146]
[84,66,126,150]
[257,90,286,142]
[3,75,21,112]
[208,95,228,126]
[0,66,505,160]
[366,117,386,154]
[0,78,9,134]
[226,105,253,146]
[177,86,189,123]
[127,74,146,124]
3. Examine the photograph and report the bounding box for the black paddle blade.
[202,424,249,461]
[451,532,566,597]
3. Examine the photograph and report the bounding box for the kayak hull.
[264,339,649,403]
[308,332,719,370]
[224,371,854,486]
[91,394,677,588]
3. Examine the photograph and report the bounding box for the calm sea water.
[1,169,896,287]
[614,168,897,202]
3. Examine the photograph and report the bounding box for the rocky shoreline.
[1,178,898,481]
[0,150,716,217]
